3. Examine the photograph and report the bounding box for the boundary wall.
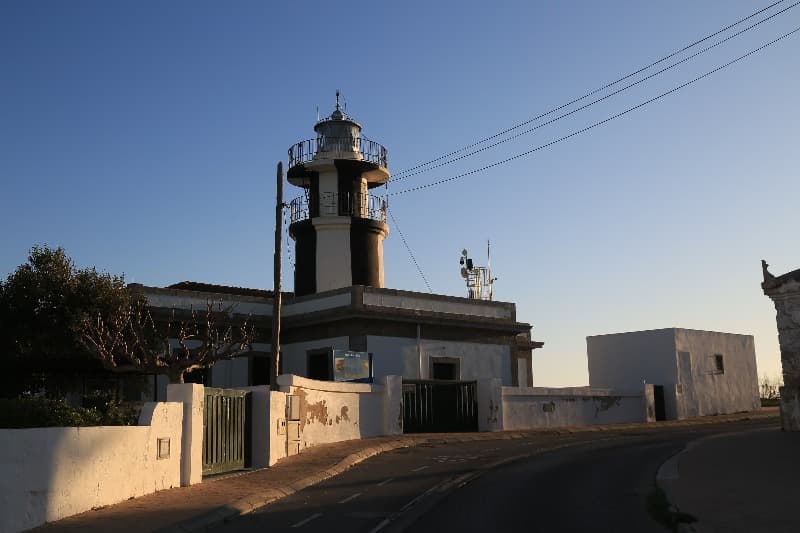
[479,379,655,431]
[0,402,183,533]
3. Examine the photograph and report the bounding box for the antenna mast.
[459,243,497,300]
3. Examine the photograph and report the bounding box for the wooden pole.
[271,162,283,390]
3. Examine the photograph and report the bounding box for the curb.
[159,410,778,532]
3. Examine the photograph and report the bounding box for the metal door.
[402,380,478,433]
[203,387,249,476]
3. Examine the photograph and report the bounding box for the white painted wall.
[366,336,512,384]
[166,384,203,486]
[673,329,760,417]
[501,387,648,430]
[142,291,272,316]
[587,328,760,420]
[211,356,250,388]
[281,337,350,377]
[313,217,352,292]
[283,291,351,317]
[362,290,513,319]
[0,403,182,533]
[587,328,680,418]
[276,374,401,452]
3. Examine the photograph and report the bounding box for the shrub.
[0,396,137,428]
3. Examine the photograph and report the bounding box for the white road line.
[377,477,394,486]
[411,465,429,472]
[338,493,362,504]
[291,513,322,528]
[368,518,392,533]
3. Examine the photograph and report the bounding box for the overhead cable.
[390,0,789,181]
[387,26,800,197]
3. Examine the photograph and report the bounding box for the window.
[307,349,332,381]
[713,354,725,374]
[250,353,272,386]
[429,356,460,381]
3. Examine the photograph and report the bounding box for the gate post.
[167,383,204,486]
[477,379,503,432]
[382,375,403,435]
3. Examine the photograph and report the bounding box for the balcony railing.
[289,191,388,224]
[288,135,388,169]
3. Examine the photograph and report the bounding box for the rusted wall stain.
[295,388,329,431]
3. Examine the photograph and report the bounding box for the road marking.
[377,477,394,486]
[368,518,391,533]
[338,493,362,504]
[291,513,322,528]
[411,465,429,472]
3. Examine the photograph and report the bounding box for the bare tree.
[81,298,255,384]
[759,374,782,401]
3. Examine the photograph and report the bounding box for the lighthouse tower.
[287,94,390,296]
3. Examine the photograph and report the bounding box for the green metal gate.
[402,380,478,433]
[203,387,249,476]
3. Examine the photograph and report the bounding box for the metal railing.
[289,191,387,223]
[288,135,388,168]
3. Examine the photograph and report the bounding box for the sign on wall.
[333,350,372,382]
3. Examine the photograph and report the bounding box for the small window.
[307,349,332,381]
[713,354,724,374]
[429,356,460,381]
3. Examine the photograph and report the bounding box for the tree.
[0,245,131,395]
[759,374,782,401]
[0,245,256,392]
[81,298,256,384]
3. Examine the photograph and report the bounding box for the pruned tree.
[81,297,256,384]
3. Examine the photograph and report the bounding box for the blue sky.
[1,1,798,386]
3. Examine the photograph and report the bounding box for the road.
[219,417,776,533]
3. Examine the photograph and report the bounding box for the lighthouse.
[287,93,390,296]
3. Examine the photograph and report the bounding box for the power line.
[389,0,800,184]
[387,207,433,292]
[389,0,789,181]
[387,25,800,197]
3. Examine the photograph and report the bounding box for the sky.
[1,1,798,386]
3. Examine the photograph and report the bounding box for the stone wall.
[762,261,800,431]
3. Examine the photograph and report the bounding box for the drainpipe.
[417,323,422,379]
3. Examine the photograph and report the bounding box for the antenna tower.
[459,240,497,300]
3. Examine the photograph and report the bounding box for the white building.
[587,328,760,420]
[133,97,542,403]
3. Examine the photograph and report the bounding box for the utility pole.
[271,161,283,391]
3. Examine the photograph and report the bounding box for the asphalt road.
[218,417,776,533]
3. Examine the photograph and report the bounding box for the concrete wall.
[362,287,513,319]
[366,336,512,385]
[140,287,272,316]
[276,374,401,453]
[673,329,760,417]
[588,329,680,418]
[501,386,648,430]
[0,403,183,533]
[283,289,351,317]
[587,329,679,390]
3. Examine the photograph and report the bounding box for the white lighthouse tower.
[287,93,390,296]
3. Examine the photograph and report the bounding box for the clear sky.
[1,1,798,386]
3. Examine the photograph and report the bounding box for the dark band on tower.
[287,95,390,296]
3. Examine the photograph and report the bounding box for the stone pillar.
[166,383,204,485]
[762,262,800,431]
